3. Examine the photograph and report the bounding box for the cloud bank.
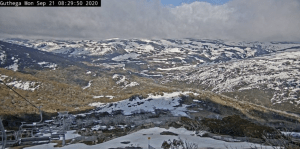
[0,0,300,41]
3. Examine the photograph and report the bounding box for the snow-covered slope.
[25,127,273,149]
[4,38,299,61]
[0,40,81,71]
[92,92,195,117]
[162,50,300,106]
[0,74,40,91]
[2,38,300,110]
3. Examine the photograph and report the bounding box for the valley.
[1,38,300,148]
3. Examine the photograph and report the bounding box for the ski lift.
[56,111,70,146]
[0,80,50,146]
[0,80,74,147]
[18,106,51,145]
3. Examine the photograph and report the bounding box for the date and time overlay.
[0,0,101,7]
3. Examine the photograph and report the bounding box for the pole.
[0,118,6,149]
[148,137,150,149]
[62,117,65,146]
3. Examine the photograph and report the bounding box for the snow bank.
[38,61,57,69]
[92,95,114,100]
[94,92,196,117]
[113,74,139,88]
[112,53,140,61]
[88,102,105,107]
[93,96,104,99]
[82,81,92,90]
[124,82,139,88]
[7,81,40,91]
[0,74,8,81]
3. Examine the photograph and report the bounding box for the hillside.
[1,38,300,114]
[1,38,300,148]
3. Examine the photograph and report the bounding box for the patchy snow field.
[0,74,8,81]
[93,92,197,117]
[6,39,300,62]
[5,57,19,71]
[6,80,40,91]
[38,61,57,69]
[112,53,140,61]
[164,50,300,105]
[0,50,6,64]
[3,38,300,107]
[112,74,139,89]
[25,127,273,149]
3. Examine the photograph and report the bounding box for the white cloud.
[0,0,299,41]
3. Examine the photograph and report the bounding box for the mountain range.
[1,38,300,116]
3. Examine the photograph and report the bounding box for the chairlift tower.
[58,111,69,146]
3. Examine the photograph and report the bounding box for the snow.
[38,61,49,65]
[26,127,273,149]
[92,95,114,99]
[112,53,140,61]
[63,130,81,140]
[25,143,57,149]
[5,57,19,71]
[164,50,300,105]
[0,74,8,81]
[91,125,107,131]
[94,92,196,117]
[93,96,104,99]
[157,65,197,71]
[160,39,178,46]
[4,39,300,62]
[108,126,116,130]
[38,61,57,69]
[165,48,182,53]
[139,45,154,53]
[88,102,105,107]
[116,76,126,85]
[193,99,201,103]
[112,74,139,88]
[4,38,300,105]
[282,132,300,139]
[112,74,119,79]
[76,114,86,117]
[46,63,57,69]
[0,50,6,64]
[98,63,125,69]
[106,95,114,99]
[82,81,92,90]
[124,82,139,88]
[6,81,40,91]
[86,71,91,74]
[140,39,152,43]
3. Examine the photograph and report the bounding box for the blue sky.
[161,0,231,6]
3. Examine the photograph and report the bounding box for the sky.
[0,0,300,41]
[161,0,231,6]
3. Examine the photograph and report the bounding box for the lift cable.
[0,80,39,110]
